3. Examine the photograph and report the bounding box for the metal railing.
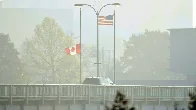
[0,84,195,105]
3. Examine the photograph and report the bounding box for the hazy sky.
[0,8,73,53]
[2,0,193,40]
[1,0,193,57]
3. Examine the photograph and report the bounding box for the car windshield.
[82,78,101,85]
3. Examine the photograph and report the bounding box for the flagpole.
[96,12,100,77]
[113,10,116,84]
[80,8,82,84]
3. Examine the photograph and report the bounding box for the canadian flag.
[65,44,80,55]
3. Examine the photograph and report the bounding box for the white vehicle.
[82,77,115,85]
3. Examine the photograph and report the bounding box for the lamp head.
[112,3,120,7]
[74,4,86,7]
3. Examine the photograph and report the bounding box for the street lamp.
[74,4,83,84]
[74,4,86,7]
[111,3,120,6]
[74,3,120,80]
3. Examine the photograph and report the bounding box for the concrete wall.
[0,105,103,110]
[0,105,189,110]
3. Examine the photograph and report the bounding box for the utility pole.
[79,8,82,84]
[101,47,105,77]
[113,10,116,84]
[108,51,111,77]
[96,12,100,77]
[104,50,113,79]
[108,50,111,79]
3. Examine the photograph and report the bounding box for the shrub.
[105,91,135,110]
[188,89,196,110]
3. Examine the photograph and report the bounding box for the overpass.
[0,84,195,110]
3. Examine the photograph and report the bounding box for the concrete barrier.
[0,106,5,110]
[24,106,37,110]
[85,104,99,110]
[39,106,53,110]
[55,105,69,110]
[6,106,20,110]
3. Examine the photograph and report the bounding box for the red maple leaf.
[71,47,75,52]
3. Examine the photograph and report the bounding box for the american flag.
[98,15,113,25]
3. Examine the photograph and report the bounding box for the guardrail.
[0,84,195,105]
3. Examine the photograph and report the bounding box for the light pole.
[73,5,82,84]
[79,7,82,84]
[74,3,120,78]
[113,10,116,83]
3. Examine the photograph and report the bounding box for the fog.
[1,1,196,110]
[0,0,195,84]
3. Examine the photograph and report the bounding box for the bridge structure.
[0,84,195,110]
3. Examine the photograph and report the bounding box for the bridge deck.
[0,84,194,106]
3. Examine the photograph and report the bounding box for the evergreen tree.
[105,91,135,110]
[188,88,196,110]
[0,33,22,83]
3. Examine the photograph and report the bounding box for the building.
[168,28,196,75]
[167,0,196,81]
